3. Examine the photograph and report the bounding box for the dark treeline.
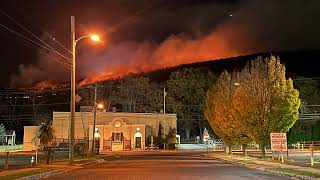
[0,51,320,143]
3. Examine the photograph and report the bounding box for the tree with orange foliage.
[238,56,300,157]
[205,56,300,157]
[205,71,251,155]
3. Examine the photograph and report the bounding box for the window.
[112,132,123,141]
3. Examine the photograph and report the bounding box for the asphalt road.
[47,152,290,180]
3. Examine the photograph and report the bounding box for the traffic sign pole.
[36,146,38,165]
[35,138,40,165]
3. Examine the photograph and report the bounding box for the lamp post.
[92,97,104,153]
[91,101,104,153]
[69,16,100,164]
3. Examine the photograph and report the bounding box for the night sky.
[0,0,320,88]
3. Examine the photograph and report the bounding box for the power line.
[37,47,71,70]
[0,23,72,69]
[0,23,72,63]
[0,9,72,62]
[45,31,72,54]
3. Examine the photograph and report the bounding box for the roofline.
[53,111,177,117]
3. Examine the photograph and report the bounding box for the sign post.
[203,127,210,156]
[270,133,287,163]
[5,152,9,169]
[35,138,40,165]
[311,141,314,167]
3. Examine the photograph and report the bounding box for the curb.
[17,169,63,180]
[216,156,318,180]
[266,169,315,180]
[80,158,105,166]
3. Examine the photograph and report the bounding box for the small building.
[4,130,16,146]
[24,112,177,151]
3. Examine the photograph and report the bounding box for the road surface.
[47,152,289,180]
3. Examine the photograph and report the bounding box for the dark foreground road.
[47,152,289,180]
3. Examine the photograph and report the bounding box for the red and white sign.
[203,132,209,142]
[35,138,40,146]
[270,133,287,151]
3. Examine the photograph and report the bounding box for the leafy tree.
[0,124,5,145]
[288,121,320,143]
[165,127,177,144]
[111,74,157,112]
[294,79,320,105]
[167,68,217,139]
[33,121,55,149]
[235,56,300,156]
[205,56,300,157]
[165,127,177,150]
[157,123,164,146]
[33,121,55,164]
[205,71,252,155]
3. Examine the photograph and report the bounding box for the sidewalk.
[213,154,320,179]
[0,157,103,178]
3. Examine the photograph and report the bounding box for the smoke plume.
[10,0,320,88]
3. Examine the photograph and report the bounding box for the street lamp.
[90,34,100,42]
[69,16,100,164]
[92,100,104,153]
[97,103,104,109]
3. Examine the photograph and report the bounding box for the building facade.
[24,112,177,151]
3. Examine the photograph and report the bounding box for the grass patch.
[312,161,320,169]
[1,168,57,180]
[0,145,23,152]
[271,167,320,178]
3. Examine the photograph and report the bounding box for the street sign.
[203,133,209,141]
[75,94,82,103]
[203,127,210,142]
[270,133,287,151]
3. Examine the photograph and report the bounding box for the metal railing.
[295,141,320,150]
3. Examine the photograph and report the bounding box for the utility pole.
[69,16,76,164]
[92,84,97,153]
[163,88,167,149]
[163,88,167,114]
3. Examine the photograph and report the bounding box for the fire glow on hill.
[9,0,320,89]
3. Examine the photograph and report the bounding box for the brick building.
[24,112,177,151]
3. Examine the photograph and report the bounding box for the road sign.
[203,132,210,142]
[75,94,82,103]
[270,133,287,151]
[203,127,210,142]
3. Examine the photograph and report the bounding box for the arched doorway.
[134,128,142,149]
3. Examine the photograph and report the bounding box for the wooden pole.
[69,15,76,165]
[5,152,9,169]
[280,142,284,163]
[311,141,314,167]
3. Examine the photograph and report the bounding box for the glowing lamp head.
[90,34,100,42]
[97,103,104,109]
[234,82,240,86]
